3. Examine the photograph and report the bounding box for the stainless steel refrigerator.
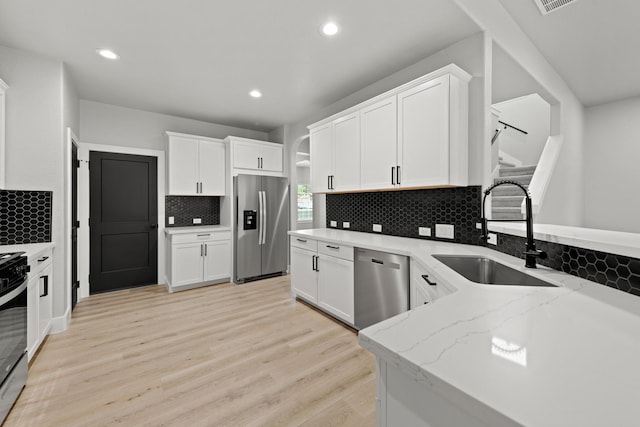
[233,174,289,283]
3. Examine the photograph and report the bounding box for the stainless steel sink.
[432,255,557,287]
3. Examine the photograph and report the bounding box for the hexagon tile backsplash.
[326,186,639,298]
[496,233,640,297]
[326,186,482,244]
[0,190,52,245]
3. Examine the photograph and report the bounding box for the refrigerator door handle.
[258,191,267,245]
[258,190,263,245]
[261,190,267,245]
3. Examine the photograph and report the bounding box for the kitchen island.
[289,229,640,426]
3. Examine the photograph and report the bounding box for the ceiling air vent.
[533,0,578,15]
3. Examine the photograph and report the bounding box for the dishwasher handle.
[372,258,384,265]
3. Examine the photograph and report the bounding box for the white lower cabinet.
[410,260,453,309]
[27,247,54,361]
[291,244,318,303]
[376,359,490,427]
[290,237,354,325]
[166,230,231,292]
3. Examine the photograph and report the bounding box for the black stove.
[0,252,29,297]
[0,251,29,423]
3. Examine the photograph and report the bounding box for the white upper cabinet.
[332,112,360,192]
[228,137,283,174]
[360,96,397,190]
[198,140,226,195]
[310,112,360,193]
[308,64,471,193]
[310,123,333,193]
[258,142,284,172]
[166,132,226,196]
[398,74,468,188]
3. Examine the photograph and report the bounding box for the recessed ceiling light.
[321,22,339,36]
[96,48,119,60]
[249,90,262,98]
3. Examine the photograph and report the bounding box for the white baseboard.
[50,306,71,334]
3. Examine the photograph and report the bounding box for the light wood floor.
[5,276,376,427]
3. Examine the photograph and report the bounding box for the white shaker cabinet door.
[310,123,333,193]
[233,140,261,170]
[198,140,226,195]
[172,243,204,287]
[203,240,231,282]
[398,75,450,187]
[259,143,283,172]
[317,255,354,325]
[332,112,360,192]
[37,263,53,340]
[168,136,199,195]
[360,96,397,190]
[291,246,318,304]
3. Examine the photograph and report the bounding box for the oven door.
[0,279,27,386]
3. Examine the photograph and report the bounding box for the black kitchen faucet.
[481,180,547,268]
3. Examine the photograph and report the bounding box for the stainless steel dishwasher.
[354,248,409,330]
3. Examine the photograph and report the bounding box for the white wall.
[584,96,640,233]
[455,0,585,227]
[80,100,268,150]
[493,94,550,166]
[0,45,70,322]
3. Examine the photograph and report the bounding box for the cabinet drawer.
[29,247,53,277]
[318,241,353,261]
[290,236,317,251]
[172,231,231,245]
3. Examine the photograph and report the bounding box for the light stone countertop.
[489,222,640,259]
[164,225,230,235]
[0,242,55,263]
[289,228,640,426]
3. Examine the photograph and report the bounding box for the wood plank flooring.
[5,276,376,426]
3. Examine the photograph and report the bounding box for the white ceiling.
[0,0,480,132]
[497,0,640,107]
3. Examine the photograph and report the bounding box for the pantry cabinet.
[165,228,231,292]
[309,64,471,193]
[166,132,226,196]
[290,237,354,325]
[310,112,360,193]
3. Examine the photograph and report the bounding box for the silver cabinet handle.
[326,245,340,250]
[391,167,396,185]
[297,238,307,243]
[397,165,401,185]
[200,244,203,256]
[204,244,207,256]
[197,234,211,237]
[38,256,49,262]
